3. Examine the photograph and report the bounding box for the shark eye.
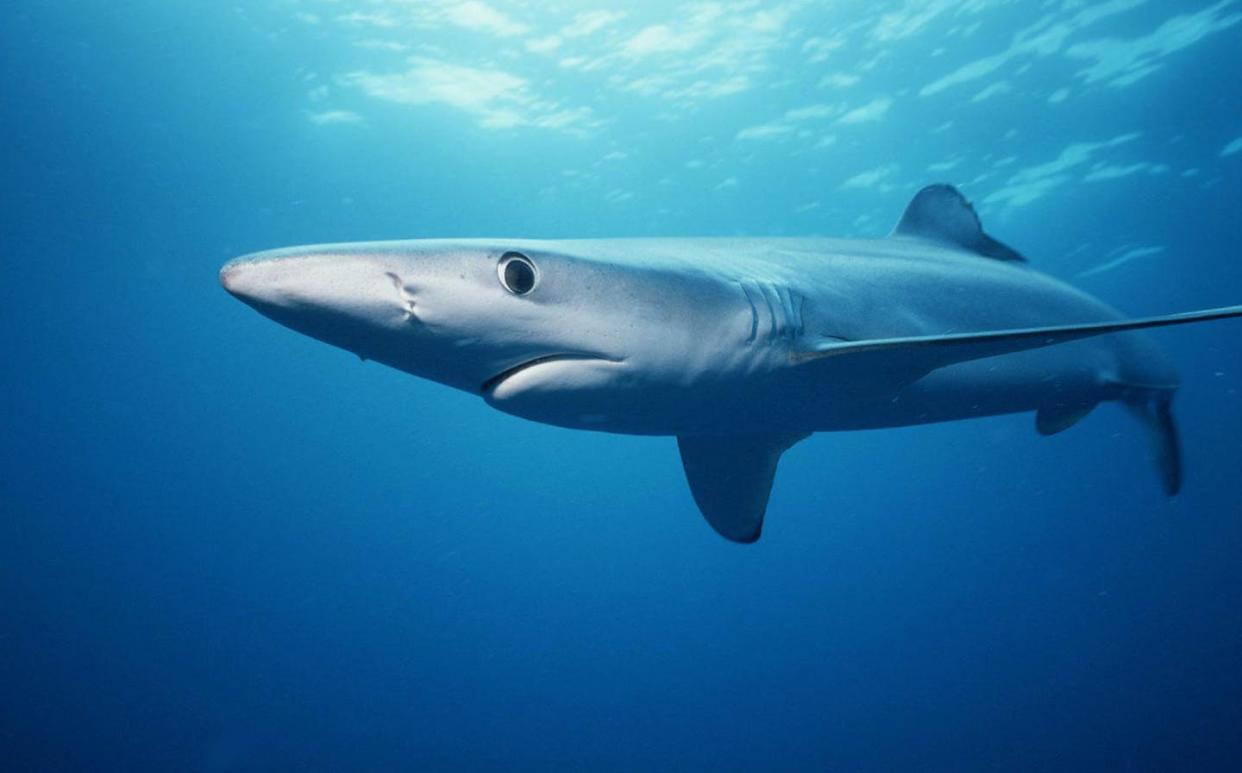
[498,252,538,295]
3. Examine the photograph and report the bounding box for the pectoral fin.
[795,305,1242,381]
[677,433,808,543]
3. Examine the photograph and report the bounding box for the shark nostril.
[386,271,421,321]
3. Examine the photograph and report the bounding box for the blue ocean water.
[3,1,1242,770]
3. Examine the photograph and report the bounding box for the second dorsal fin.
[892,183,1025,262]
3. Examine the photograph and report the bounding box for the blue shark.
[221,185,1242,542]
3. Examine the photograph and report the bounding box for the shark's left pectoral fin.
[677,433,808,543]
[795,305,1242,378]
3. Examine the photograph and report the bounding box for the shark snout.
[219,262,247,297]
[220,250,413,355]
[219,251,359,310]
[219,255,285,306]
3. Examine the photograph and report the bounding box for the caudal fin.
[1124,392,1182,496]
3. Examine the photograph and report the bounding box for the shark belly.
[808,343,1118,431]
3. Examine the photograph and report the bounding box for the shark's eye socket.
[499,252,538,295]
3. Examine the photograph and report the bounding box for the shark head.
[221,240,756,433]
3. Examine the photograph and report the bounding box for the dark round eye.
[498,252,537,295]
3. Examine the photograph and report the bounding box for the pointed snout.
[219,246,413,353]
[219,249,358,311]
[219,260,251,298]
[219,254,284,306]
[220,242,455,381]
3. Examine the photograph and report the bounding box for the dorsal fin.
[892,183,1026,262]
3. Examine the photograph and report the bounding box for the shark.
[220,185,1242,542]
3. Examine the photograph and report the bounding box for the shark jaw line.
[480,353,619,395]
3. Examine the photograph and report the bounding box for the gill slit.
[739,282,759,344]
[739,280,806,346]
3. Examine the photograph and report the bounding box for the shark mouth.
[480,353,613,394]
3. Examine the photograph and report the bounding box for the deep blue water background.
[3,2,1242,770]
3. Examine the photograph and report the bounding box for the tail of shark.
[1037,386,1182,497]
[1123,390,1182,496]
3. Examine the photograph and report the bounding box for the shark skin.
[221,185,1242,542]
